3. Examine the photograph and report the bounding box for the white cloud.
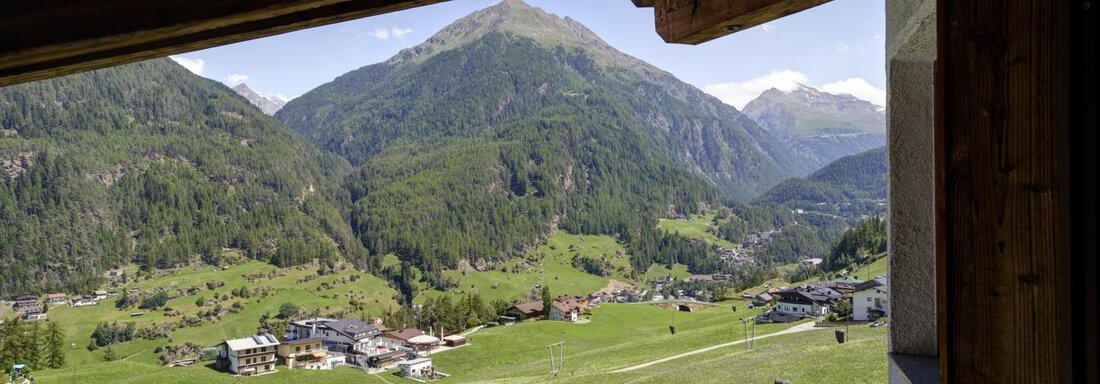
[701,70,809,109]
[274,94,297,102]
[821,78,887,107]
[368,27,391,40]
[391,27,412,39]
[834,41,850,52]
[224,73,250,86]
[169,56,205,75]
[761,23,775,33]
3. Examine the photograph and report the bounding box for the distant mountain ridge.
[232,83,287,115]
[758,146,887,219]
[742,84,885,168]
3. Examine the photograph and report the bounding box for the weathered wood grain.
[0,0,448,86]
[940,0,1075,381]
[632,0,832,45]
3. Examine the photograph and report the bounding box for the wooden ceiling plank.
[0,0,447,87]
[648,0,833,45]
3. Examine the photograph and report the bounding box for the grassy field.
[850,255,888,280]
[657,214,739,249]
[419,232,635,303]
[41,258,400,367]
[36,301,886,383]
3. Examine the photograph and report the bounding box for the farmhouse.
[46,293,67,304]
[852,276,890,321]
[93,290,109,300]
[506,301,544,320]
[773,287,841,318]
[801,258,824,268]
[216,333,279,376]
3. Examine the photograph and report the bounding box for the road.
[609,321,822,373]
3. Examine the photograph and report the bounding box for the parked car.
[869,320,886,327]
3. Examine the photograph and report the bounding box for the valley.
[1,1,891,383]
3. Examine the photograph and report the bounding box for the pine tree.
[45,322,65,369]
[540,285,552,319]
[26,322,41,369]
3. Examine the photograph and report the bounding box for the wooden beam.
[0,0,448,87]
[938,0,1089,381]
[632,0,832,45]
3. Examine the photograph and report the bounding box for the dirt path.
[609,321,822,373]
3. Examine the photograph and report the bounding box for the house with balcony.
[216,333,279,376]
[773,286,841,318]
[852,276,889,321]
[288,318,384,356]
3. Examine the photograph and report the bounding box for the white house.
[801,258,824,268]
[773,287,841,317]
[217,333,279,375]
[852,276,890,321]
[548,298,584,322]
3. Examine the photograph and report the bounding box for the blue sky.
[170,0,885,108]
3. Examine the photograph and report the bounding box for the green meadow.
[40,259,399,368]
[657,214,739,249]
[419,232,636,303]
[36,302,887,383]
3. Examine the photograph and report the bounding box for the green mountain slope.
[742,84,885,168]
[278,0,811,199]
[757,146,887,218]
[0,59,365,295]
[278,0,806,286]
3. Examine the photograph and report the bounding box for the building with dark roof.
[287,317,383,356]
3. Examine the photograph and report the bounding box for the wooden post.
[938,0,1096,381]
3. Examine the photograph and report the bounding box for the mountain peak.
[231,83,286,115]
[387,0,623,66]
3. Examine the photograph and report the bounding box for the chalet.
[277,337,323,369]
[801,258,824,268]
[13,295,39,308]
[752,292,774,307]
[549,301,582,322]
[506,301,544,320]
[216,333,279,376]
[21,311,47,322]
[773,287,841,318]
[287,318,383,355]
[46,293,67,304]
[93,290,109,300]
[653,274,674,287]
[852,276,890,321]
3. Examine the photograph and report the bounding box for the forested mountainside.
[757,146,887,218]
[278,0,812,199]
[0,59,366,295]
[276,0,818,288]
[742,84,885,168]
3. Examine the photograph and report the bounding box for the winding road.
[609,321,822,373]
